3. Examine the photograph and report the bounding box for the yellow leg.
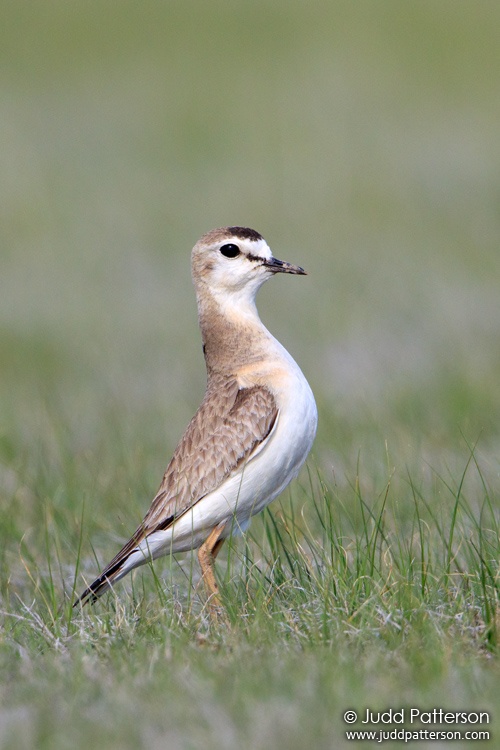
[197,523,226,611]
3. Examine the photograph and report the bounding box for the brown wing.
[95,379,278,579]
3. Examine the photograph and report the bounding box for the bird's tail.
[73,526,148,607]
[73,559,127,607]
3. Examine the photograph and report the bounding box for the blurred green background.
[1,2,500,748]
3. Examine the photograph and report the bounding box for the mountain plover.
[75,226,317,607]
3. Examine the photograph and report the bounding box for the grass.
[1,437,498,748]
[1,0,500,747]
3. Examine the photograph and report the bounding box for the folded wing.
[75,378,278,604]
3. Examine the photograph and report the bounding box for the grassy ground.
[1,1,499,748]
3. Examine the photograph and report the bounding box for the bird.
[74,226,317,608]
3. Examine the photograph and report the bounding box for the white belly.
[141,359,317,559]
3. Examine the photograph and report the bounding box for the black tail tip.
[73,575,111,608]
[73,588,98,608]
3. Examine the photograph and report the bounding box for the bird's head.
[191,227,306,303]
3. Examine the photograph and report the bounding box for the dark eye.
[220,243,241,258]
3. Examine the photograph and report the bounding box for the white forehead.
[193,227,272,259]
[194,237,273,262]
[230,237,273,260]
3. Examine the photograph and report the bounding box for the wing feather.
[83,379,278,592]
